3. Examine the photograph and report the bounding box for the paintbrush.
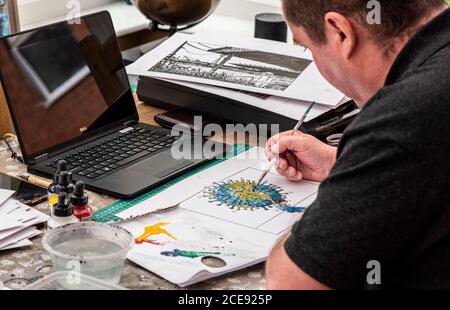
[19,174,52,188]
[253,102,316,190]
[108,204,179,224]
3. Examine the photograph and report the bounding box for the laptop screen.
[0,12,137,161]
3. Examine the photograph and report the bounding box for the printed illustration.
[149,40,312,91]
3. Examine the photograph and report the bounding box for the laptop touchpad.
[129,152,194,179]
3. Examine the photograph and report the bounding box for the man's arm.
[265,234,332,290]
[265,129,424,289]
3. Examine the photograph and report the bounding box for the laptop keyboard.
[45,126,178,180]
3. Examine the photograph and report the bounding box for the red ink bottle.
[70,181,92,221]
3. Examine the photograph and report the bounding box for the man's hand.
[266,131,337,182]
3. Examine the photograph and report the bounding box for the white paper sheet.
[0,205,37,224]
[154,77,340,122]
[0,199,49,247]
[127,33,344,106]
[1,238,33,250]
[0,227,41,249]
[0,199,40,223]
[118,147,319,286]
[0,216,23,232]
[0,189,15,206]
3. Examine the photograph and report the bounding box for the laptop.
[0,11,225,199]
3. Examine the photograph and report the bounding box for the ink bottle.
[56,171,75,196]
[70,181,92,222]
[47,192,79,229]
[48,160,67,212]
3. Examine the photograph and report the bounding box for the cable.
[2,133,24,163]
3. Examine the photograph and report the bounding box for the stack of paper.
[126,32,346,119]
[0,189,49,251]
[0,189,14,206]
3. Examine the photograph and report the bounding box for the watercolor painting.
[135,222,177,245]
[204,179,305,213]
[180,168,318,233]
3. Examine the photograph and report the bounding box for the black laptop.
[0,11,225,199]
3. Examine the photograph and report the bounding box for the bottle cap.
[52,160,68,183]
[58,171,72,186]
[56,160,67,173]
[66,182,75,195]
[70,181,88,206]
[54,192,73,217]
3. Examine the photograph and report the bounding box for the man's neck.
[356,5,448,107]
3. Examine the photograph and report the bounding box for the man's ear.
[323,12,357,59]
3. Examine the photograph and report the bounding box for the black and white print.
[149,41,312,91]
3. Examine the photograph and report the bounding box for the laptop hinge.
[123,120,136,128]
[33,153,49,162]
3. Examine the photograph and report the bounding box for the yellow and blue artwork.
[203,179,305,213]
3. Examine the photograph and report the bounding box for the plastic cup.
[42,222,134,285]
[23,271,127,290]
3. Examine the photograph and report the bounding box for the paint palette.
[120,208,272,287]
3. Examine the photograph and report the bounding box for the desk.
[0,98,266,290]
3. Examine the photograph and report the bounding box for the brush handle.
[264,153,279,172]
[254,154,279,188]
[20,175,51,189]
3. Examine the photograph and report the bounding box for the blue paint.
[204,179,305,213]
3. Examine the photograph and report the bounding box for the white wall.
[18,0,114,26]
[16,0,286,39]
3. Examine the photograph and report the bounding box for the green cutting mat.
[92,144,250,223]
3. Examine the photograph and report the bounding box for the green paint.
[161,249,221,259]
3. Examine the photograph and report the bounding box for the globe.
[134,0,221,29]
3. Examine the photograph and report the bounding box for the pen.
[19,174,52,189]
[253,101,316,190]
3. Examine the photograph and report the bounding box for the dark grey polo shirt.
[284,8,450,289]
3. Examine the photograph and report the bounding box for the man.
[265,0,450,289]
